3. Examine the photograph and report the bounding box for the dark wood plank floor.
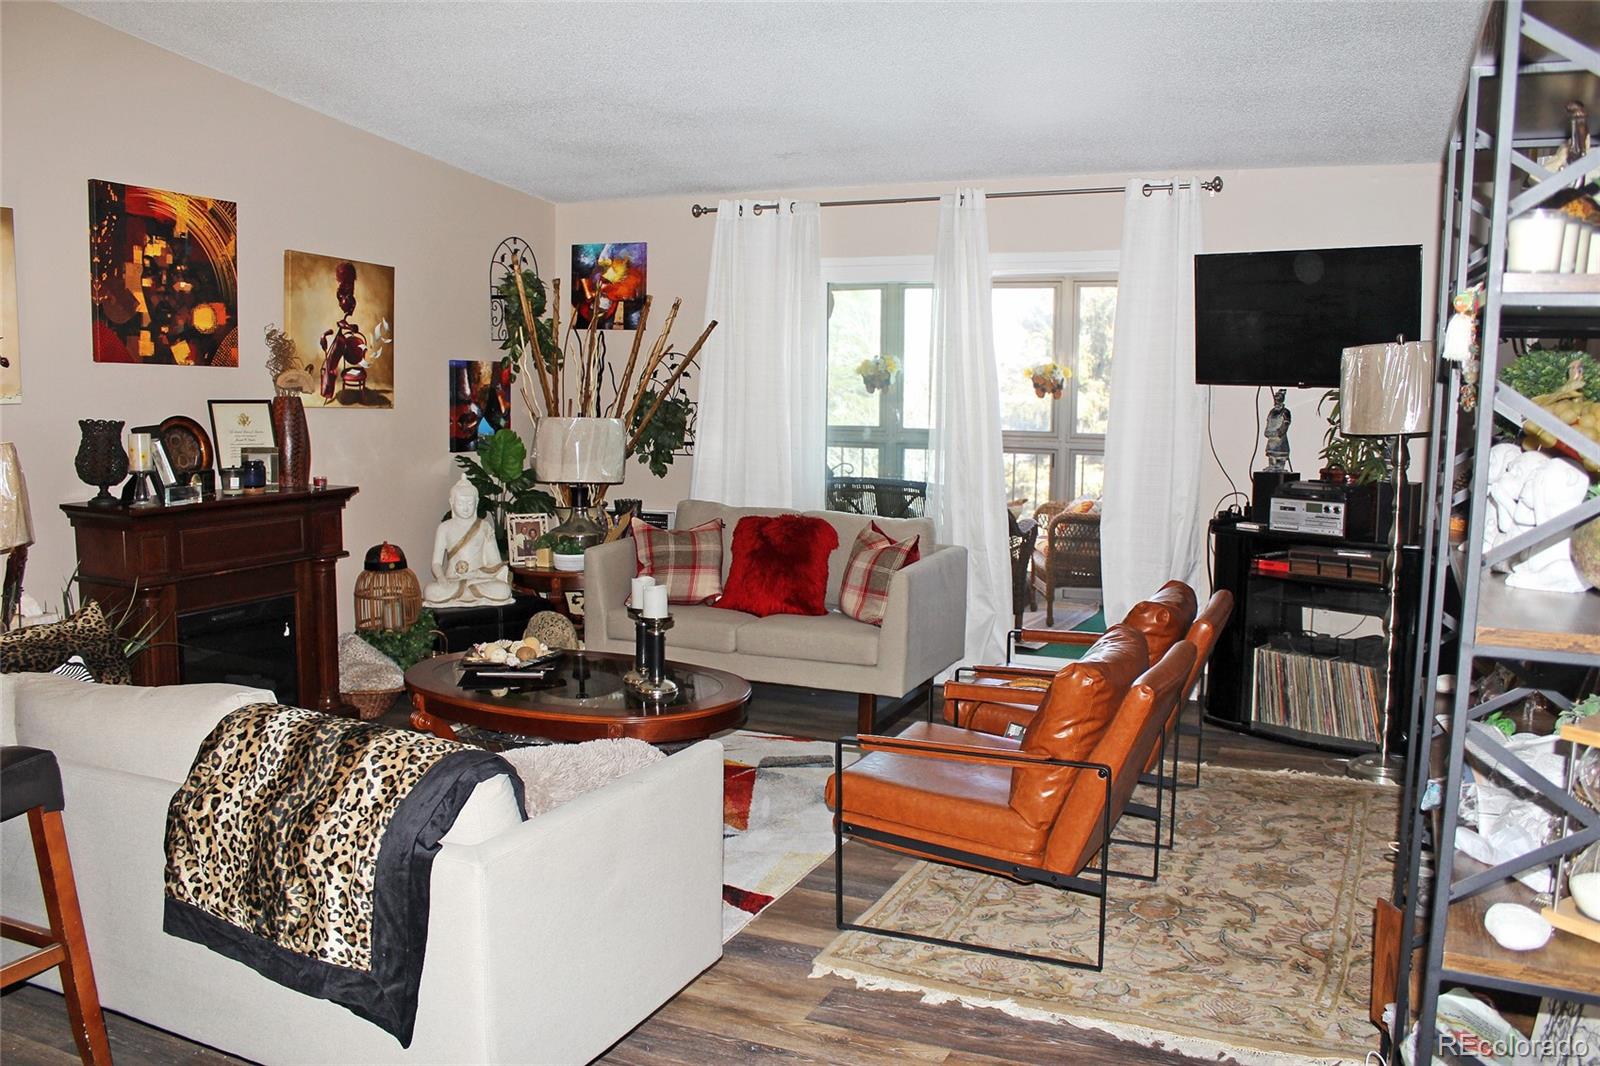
[1,683,1371,1066]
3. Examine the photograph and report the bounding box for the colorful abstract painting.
[448,359,511,452]
[88,180,238,366]
[284,250,395,409]
[571,242,646,330]
[0,208,18,403]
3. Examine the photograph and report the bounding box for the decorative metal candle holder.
[627,611,678,701]
[624,606,647,688]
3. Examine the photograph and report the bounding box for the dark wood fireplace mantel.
[61,486,358,712]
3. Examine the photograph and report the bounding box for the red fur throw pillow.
[716,515,839,618]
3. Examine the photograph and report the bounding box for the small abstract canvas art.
[448,359,511,453]
[571,242,646,330]
[284,250,395,409]
[88,180,238,366]
[0,207,18,403]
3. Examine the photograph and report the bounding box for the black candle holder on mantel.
[75,419,128,508]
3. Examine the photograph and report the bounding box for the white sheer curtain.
[928,189,1011,668]
[1101,178,1206,621]
[690,199,826,509]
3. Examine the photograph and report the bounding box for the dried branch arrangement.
[499,257,716,462]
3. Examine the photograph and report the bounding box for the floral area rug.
[720,730,846,942]
[812,766,1396,1065]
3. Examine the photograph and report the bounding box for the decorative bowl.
[553,553,585,572]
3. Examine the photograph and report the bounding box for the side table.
[510,566,587,635]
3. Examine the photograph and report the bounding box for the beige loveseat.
[0,673,724,1065]
[585,500,967,732]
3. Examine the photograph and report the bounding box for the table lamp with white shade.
[1339,338,1434,784]
[535,416,626,551]
[0,442,34,629]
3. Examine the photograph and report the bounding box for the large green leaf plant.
[453,429,555,554]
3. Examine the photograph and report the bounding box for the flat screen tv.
[1194,244,1422,387]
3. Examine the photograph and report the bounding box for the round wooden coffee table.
[405,651,751,744]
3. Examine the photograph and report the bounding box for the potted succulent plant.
[551,535,587,572]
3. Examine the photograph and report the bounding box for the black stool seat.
[2,746,64,821]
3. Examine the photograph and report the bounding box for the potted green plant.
[1317,389,1390,486]
[452,428,555,555]
[551,535,586,572]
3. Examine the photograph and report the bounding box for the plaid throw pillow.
[631,517,725,604]
[838,525,919,626]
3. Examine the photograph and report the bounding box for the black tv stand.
[1205,519,1421,755]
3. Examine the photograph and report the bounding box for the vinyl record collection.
[1250,633,1385,746]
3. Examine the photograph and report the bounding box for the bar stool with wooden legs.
[1,745,113,1065]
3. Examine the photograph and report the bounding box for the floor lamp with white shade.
[1339,338,1434,784]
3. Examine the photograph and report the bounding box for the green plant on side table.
[453,429,555,555]
[551,536,586,572]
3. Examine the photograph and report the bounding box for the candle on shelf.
[630,575,655,608]
[643,584,669,619]
[127,432,153,473]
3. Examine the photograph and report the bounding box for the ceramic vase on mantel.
[271,394,311,490]
[75,419,128,508]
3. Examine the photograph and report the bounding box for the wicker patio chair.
[824,477,926,519]
[1032,503,1103,625]
[1008,510,1038,629]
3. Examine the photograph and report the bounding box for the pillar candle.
[127,432,153,473]
[630,575,655,607]
[643,584,669,619]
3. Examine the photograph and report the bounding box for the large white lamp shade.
[534,417,626,484]
[1339,340,1434,438]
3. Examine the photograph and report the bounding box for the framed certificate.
[208,399,275,469]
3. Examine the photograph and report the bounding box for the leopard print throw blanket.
[163,703,525,1046]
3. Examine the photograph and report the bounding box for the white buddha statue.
[423,475,514,608]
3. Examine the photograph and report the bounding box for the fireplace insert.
[177,595,297,705]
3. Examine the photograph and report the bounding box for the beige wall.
[557,165,1442,547]
[0,3,556,628]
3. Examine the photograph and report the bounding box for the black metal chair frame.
[831,731,1168,972]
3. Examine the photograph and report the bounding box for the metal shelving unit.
[1390,2,1600,1062]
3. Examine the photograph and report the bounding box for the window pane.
[1073,452,1105,500]
[1074,284,1116,435]
[1003,451,1053,510]
[827,445,879,479]
[992,286,1056,433]
[902,448,928,483]
[828,288,882,429]
[902,287,933,430]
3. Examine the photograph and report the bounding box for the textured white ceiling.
[68,1,1486,204]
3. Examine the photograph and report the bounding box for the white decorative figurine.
[423,475,514,608]
[1484,446,1590,593]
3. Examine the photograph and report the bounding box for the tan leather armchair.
[951,582,1234,849]
[827,629,1196,970]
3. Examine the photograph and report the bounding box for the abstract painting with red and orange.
[88,179,237,366]
[571,242,646,330]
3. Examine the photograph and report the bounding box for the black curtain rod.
[689,175,1224,217]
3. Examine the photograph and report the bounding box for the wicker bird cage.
[354,542,422,632]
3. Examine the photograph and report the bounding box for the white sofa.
[0,672,723,1065]
[586,500,968,733]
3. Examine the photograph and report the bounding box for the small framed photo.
[505,513,554,566]
[208,399,275,469]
